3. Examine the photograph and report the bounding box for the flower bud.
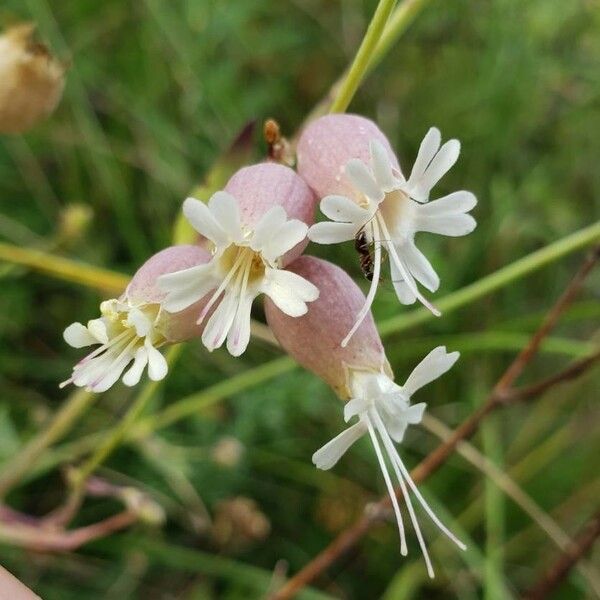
[0,24,66,134]
[264,255,391,398]
[61,245,211,392]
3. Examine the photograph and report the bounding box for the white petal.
[63,322,97,348]
[386,418,410,444]
[250,206,288,251]
[158,263,214,291]
[89,353,133,393]
[416,213,477,237]
[390,259,417,305]
[308,221,359,245]
[320,194,370,223]
[405,402,427,425]
[145,340,168,381]
[407,127,441,193]
[345,159,383,201]
[159,266,218,313]
[226,294,253,357]
[126,307,152,337]
[183,197,228,246]
[410,139,460,202]
[260,219,308,264]
[344,397,371,422]
[402,346,459,397]
[122,347,148,387]
[401,242,440,292]
[201,292,238,352]
[312,421,368,470]
[419,191,477,217]
[87,318,109,344]
[208,191,243,243]
[370,140,396,191]
[261,268,319,317]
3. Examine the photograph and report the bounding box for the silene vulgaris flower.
[158,163,319,356]
[61,245,211,392]
[297,114,477,346]
[265,256,465,576]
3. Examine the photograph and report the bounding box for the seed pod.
[0,23,66,134]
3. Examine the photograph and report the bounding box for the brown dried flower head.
[0,23,66,134]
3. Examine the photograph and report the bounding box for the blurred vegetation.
[0,0,599,598]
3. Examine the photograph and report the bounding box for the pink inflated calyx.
[297,114,399,205]
[61,245,212,392]
[158,163,320,356]
[264,255,391,399]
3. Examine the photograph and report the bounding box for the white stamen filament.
[89,336,139,390]
[61,328,139,390]
[366,418,408,556]
[366,407,465,578]
[77,328,131,365]
[212,253,251,348]
[377,214,441,317]
[197,248,249,324]
[341,217,382,348]
[386,430,467,551]
[231,250,253,345]
[373,410,435,578]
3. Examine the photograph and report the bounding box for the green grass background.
[0,0,599,598]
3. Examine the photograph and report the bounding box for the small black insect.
[354,227,374,281]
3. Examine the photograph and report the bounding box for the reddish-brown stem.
[506,349,600,403]
[0,511,137,552]
[522,511,600,600]
[269,248,599,600]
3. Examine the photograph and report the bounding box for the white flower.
[309,128,477,347]
[61,299,168,393]
[158,193,319,356]
[312,346,465,577]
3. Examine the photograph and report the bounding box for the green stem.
[0,241,128,294]
[73,345,183,488]
[369,0,431,70]
[329,0,397,113]
[300,0,432,125]
[0,389,95,498]
[483,414,506,599]
[379,222,600,336]
[131,356,294,438]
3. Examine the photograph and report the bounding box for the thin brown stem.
[522,510,600,600]
[492,245,599,393]
[506,350,600,404]
[0,511,137,552]
[269,248,599,600]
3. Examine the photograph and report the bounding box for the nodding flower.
[0,23,66,134]
[158,163,319,357]
[265,255,465,577]
[61,245,211,393]
[297,114,477,347]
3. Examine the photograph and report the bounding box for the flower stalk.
[329,0,398,113]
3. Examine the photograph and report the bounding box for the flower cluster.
[61,113,476,575]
